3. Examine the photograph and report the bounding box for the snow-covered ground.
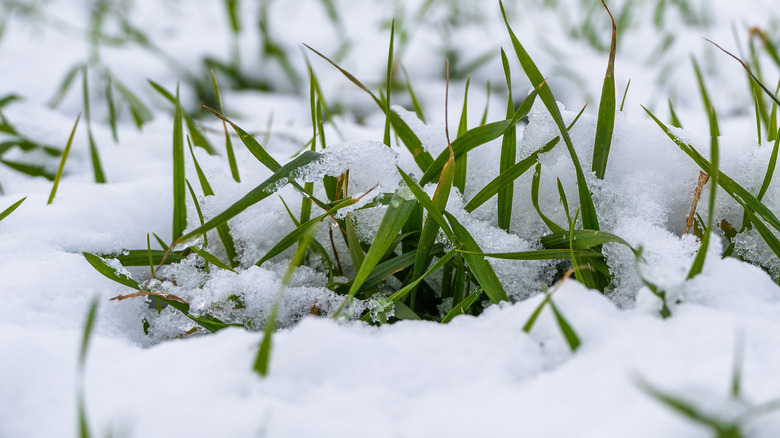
[2,0,780,436]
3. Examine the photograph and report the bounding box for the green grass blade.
[383,19,394,147]
[77,297,98,438]
[82,252,141,289]
[523,292,551,333]
[541,229,635,252]
[191,247,236,273]
[185,178,208,250]
[0,196,25,222]
[757,127,780,201]
[465,103,587,213]
[0,159,55,180]
[187,138,238,267]
[459,249,602,260]
[498,50,515,231]
[255,224,319,377]
[48,114,80,205]
[146,234,155,279]
[531,163,566,233]
[110,250,186,267]
[398,167,454,239]
[47,62,83,108]
[402,66,426,123]
[338,244,446,297]
[637,378,737,433]
[344,212,365,272]
[211,71,240,182]
[204,107,281,171]
[549,297,581,352]
[445,211,509,303]
[105,72,118,142]
[148,80,216,154]
[644,107,780,235]
[440,289,482,323]
[255,198,356,266]
[113,77,152,129]
[406,149,454,305]
[78,297,99,369]
[691,56,720,136]
[172,86,187,241]
[500,1,599,231]
[87,128,106,184]
[619,79,631,112]
[81,66,91,123]
[592,0,617,180]
[387,248,457,303]
[668,99,683,128]
[480,80,492,126]
[466,135,555,213]
[224,0,241,34]
[420,91,537,186]
[178,150,322,244]
[304,44,434,171]
[334,188,418,316]
[688,107,719,279]
[455,76,471,193]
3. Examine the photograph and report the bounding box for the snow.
[2,0,780,436]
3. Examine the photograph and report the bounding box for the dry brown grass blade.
[110,291,190,305]
[706,38,780,108]
[686,171,710,234]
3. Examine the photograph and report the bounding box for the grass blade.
[592,0,617,180]
[334,188,418,316]
[402,66,425,123]
[445,211,509,303]
[148,80,216,154]
[305,44,434,171]
[191,247,236,273]
[619,79,631,112]
[211,71,240,182]
[691,56,720,136]
[531,163,566,233]
[0,196,25,222]
[48,114,80,205]
[47,62,83,108]
[82,252,141,289]
[465,103,587,213]
[256,198,356,266]
[541,229,635,252]
[188,139,238,267]
[113,77,152,129]
[459,249,602,260]
[387,248,457,303]
[644,107,780,235]
[178,150,322,244]
[500,1,599,230]
[688,106,719,279]
[172,86,187,240]
[549,297,580,351]
[254,224,319,376]
[498,50,516,231]
[420,90,537,186]
[440,289,482,323]
[454,76,471,193]
[383,19,394,147]
[77,297,98,438]
[0,159,55,180]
